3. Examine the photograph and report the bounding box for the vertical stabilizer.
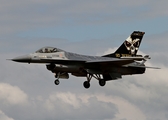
[103,31,145,58]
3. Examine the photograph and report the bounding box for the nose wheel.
[54,72,60,85]
[54,79,60,85]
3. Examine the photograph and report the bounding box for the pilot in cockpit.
[45,48,49,53]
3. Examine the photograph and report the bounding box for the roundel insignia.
[59,54,63,57]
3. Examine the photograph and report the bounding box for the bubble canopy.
[35,47,63,53]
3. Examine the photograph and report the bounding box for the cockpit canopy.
[35,47,63,53]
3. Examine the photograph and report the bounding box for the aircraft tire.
[99,79,106,86]
[83,81,90,89]
[54,79,60,85]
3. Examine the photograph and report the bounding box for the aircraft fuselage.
[11,31,157,89]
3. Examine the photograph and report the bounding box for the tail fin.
[103,31,145,58]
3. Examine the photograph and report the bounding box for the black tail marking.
[103,31,145,58]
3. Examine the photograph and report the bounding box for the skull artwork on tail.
[124,36,140,55]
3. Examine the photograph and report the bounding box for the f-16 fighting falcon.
[11,31,159,89]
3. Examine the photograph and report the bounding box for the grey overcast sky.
[0,0,168,120]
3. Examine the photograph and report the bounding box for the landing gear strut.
[83,74,106,89]
[83,74,92,89]
[54,72,60,85]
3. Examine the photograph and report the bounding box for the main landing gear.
[83,74,106,89]
[83,81,90,89]
[83,74,92,89]
[53,72,106,89]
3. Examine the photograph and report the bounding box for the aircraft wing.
[40,58,86,65]
[40,58,134,66]
[86,59,134,66]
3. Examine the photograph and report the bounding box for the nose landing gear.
[54,79,60,85]
[54,72,60,85]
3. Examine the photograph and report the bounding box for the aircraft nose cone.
[12,55,31,63]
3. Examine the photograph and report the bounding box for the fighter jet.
[11,31,159,89]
